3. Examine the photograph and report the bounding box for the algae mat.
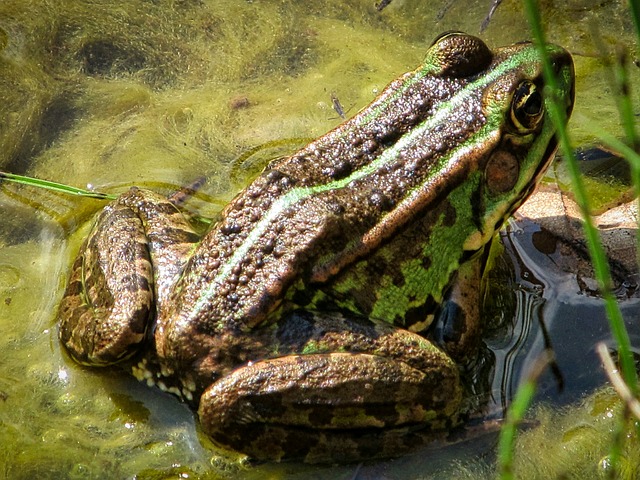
[1,1,639,478]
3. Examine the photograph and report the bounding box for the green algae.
[1,0,639,478]
[510,389,640,480]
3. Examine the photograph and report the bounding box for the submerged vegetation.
[0,0,639,478]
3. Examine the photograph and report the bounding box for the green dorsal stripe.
[189,45,542,319]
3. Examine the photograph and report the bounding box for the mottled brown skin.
[58,191,199,365]
[158,44,490,374]
[58,33,574,462]
[198,310,464,461]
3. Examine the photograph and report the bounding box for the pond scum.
[1,0,639,478]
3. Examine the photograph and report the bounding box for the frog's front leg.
[58,187,199,366]
[433,247,487,363]
[198,311,462,462]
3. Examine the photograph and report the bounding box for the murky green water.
[1,0,639,478]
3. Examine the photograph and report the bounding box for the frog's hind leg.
[197,310,462,462]
[58,187,199,366]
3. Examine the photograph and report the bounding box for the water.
[1,0,639,478]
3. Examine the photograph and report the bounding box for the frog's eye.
[511,80,544,131]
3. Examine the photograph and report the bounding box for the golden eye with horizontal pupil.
[511,80,544,131]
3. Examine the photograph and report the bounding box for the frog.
[57,32,575,462]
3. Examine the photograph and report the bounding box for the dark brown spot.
[441,201,457,227]
[253,392,289,421]
[227,293,239,303]
[368,191,394,211]
[146,201,180,217]
[326,200,345,214]
[129,306,151,334]
[404,295,437,327]
[120,274,151,293]
[331,161,353,179]
[262,238,275,254]
[64,279,84,297]
[485,150,519,195]
[363,403,399,425]
[160,227,200,244]
[266,169,285,183]
[363,139,378,153]
[307,406,335,427]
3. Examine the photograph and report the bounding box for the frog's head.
[425,32,575,251]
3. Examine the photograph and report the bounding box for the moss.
[0,0,425,193]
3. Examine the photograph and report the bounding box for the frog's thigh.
[199,350,460,454]
[59,188,197,366]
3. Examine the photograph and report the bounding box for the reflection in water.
[490,283,546,415]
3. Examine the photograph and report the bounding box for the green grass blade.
[629,0,640,51]
[497,353,552,480]
[0,171,117,200]
[498,0,640,475]
[523,0,637,392]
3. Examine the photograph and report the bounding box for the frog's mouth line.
[533,136,559,186]
[507,136,558,223]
